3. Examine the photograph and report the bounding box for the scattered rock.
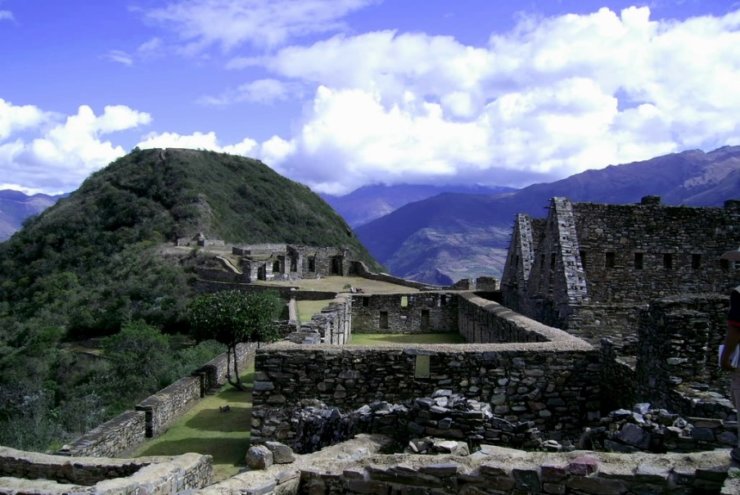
[246,445,274,470]
[265,441,295,464]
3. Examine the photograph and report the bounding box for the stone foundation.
[0,447,212,494]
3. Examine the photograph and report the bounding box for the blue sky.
[1,0,739,194]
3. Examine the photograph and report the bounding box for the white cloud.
[0,10,13,22]
[199,78,299,105]
[137,131,259,157]
[0,99,50,139]
[104,50,134,66]
[235,6,740,192]
[0,104,151,193]
[142,0,379,52]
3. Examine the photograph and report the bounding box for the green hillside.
[0,148,377,334]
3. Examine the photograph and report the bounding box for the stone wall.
[252,309,599,449]
[502,197,740,344]
[136,376,202,437]
[60,343,256,458]
[635,294,730,414]
[457,294,549,343]
[199,435,735,495]
[0,447,211,494]
[573,200,739,303]
[57,411,147,458]
[599,339,637,413]
[351,293,458,334]
[299,445,732,495]
[285,296,352,345]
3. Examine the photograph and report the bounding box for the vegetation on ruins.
[188,290,282,390]
[0,320,224,451]
[0,148,380,450]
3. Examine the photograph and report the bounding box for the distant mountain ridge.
[356,145,740,284]
[0,190,64,241]
[321,183,516,227]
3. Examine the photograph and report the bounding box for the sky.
[1,0,739,195]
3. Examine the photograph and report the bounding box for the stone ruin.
[2,195,740,494]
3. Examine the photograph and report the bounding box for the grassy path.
[133,370,254,481]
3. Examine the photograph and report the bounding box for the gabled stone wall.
[501,197,740,345]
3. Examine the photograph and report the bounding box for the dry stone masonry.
[502,197,740,347]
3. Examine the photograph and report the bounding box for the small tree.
[187,290,282,390]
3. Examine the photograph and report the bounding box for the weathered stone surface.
[265,441,295,464]
[246,445,274,470]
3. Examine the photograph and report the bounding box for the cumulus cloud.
[137,130,259,156]
[199,78,300,105]
[225,6,740,193]
[0,99,51,139]
[0,102,151,192]
[142,0,379,52]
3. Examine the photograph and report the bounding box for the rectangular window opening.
[550,253,556,269]
[421,309,430,330]
[308,256,316,272]
[579,250,587,268]
[362,297,369,307]
[691,254,701,270]
[400,295,408,308]
[605,252,615,268]
[634,253,643,270]
[380,311,389,329]
[663,253,673,270]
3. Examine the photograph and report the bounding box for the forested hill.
[0,147,377,337]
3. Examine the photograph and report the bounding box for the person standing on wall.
[719,249,740,463]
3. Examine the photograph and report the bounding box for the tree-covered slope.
[0,147,378,337]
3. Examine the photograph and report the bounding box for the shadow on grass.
[184,406,251,431]
[137,437,249,466]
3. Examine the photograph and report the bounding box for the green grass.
[296,299,333,324]
[349,333,465,345]
[133,369,254,481]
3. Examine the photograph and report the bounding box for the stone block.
[265,441,295,464]
[567,456,599,476]
[245,445,273,470]
[566,476,628,495]
[420,463,460,477]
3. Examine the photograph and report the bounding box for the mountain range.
[3,145,739,286]
[0,190,64,241]
[355,146,740,284]
[321,184,515,227]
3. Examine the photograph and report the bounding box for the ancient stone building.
[232,244,351,281]
[501,196,740,347]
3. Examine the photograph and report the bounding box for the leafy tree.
[188,290,282,390]
[101,321,173,402]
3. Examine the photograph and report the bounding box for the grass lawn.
[256,276,419,294]
[349,333,466,345]
[296,299,333,324]
[133,369,254,482]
